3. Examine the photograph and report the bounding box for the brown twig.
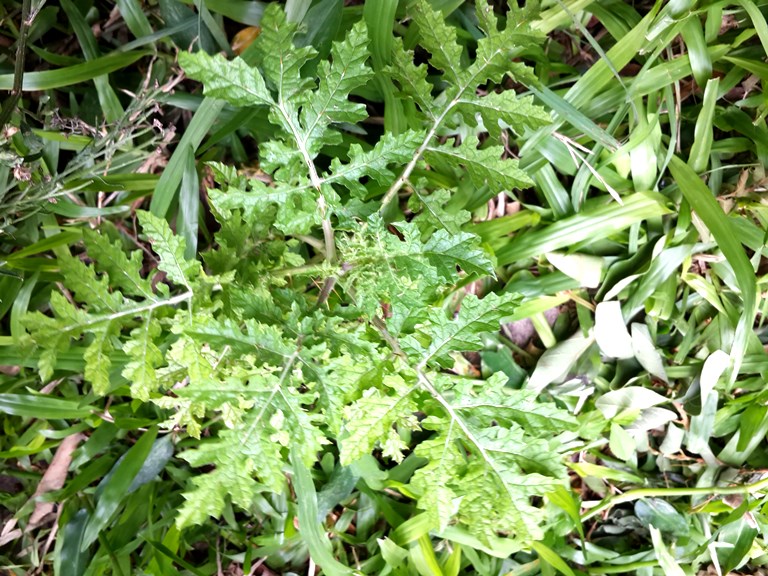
[0,0,34,129]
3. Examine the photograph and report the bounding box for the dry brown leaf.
[26,433,85,529]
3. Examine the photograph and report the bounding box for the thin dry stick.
[0,0,34,128]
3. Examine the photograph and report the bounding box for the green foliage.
[20,0,574,555]
[10,0,768,574]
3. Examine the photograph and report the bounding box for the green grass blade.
[563,8,656,110]
[10,271,38,339]
[668,156,757,385]
[688,77,719,172]
[117,19,198,52]
[47,200,130,218]
[534,0,596,34]
[291,448,354,576]
[203,0,265,25]
[116,0,154,37]
[496,192,670,265]
[5,230,82,260]
[143,540,208,576]
[0,51,149,91]
[60,0,124,122]
[57,509,92,576]
[529,85,620,151]
[521,9,656,160]
[177,146,200,259]
[735,0,768,57]
[196,0,232,53]
[81,428,158,550]
[150,98,225,217]
[0,394,95,419]
[679,16,712,88]
[721,56,768,80]
[533,164,572,219]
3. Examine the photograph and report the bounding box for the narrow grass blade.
[150,98,225,217]
[735,0,768,57]
[117,20,198,52]
[177,146,199,259]
[534,0,596,34]
[56,509,92,576]
[411,534,445,576]
[721,56,768,80]
[203,0,265,25]
[521,10,656,159]
[668,156,757,385]
[143,540,208,576]
[533,164,572,219]
[0,394,94,419]
[291,448,353,576]
[0,51,149,91]
[531,541,576,576]
[688,77,719,172]
[10,271,37,339]
[680,16,712,88]
[529,85,620,151]
[48,202,129,218]
[116,0,154,37]
[60,0,124,122]
[496,192,670,265]
[81,428,158,550]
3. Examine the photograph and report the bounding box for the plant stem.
[0,0,33,128]
[581,475,768,522]
[380,102,455,210]
[587,561,658,574]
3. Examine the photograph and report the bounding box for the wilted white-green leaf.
[700,349,729,404]
[527,332,595,395]
[595,387,669,420]
[631,323,668,382]
[594,301,633,359]
[626,407,678,431]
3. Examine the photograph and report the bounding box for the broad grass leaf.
[625,407,677,431]
[546,252,603,288]
[0,394,94,419]
[57,508,91,576]
[546,485,584,539]
[377,537,408,569]
[0,51,149,91]
[659,422,685,455]
[496,192,669,265]
[127,434,174,494]
[737,404,768,452]
[700,350,729,403]
[635,499,689,536]
[718,517,757,573]
[531,541,576,576]
[81,428,158,550]
[568,461,644,484]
